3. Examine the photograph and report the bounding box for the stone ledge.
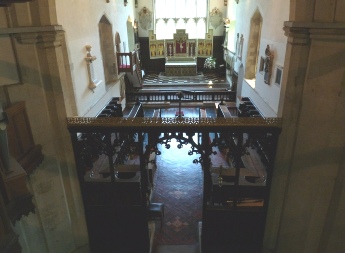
[0,25,64,35]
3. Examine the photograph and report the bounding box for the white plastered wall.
[0,1,137,253]
[55,0,136,116]
[136,0,227,38]
[232,0,289,117]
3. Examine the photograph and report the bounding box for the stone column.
[0,191,21,253]
[0,104,10,172]
[264,24,311,250]
[264,21,345,253]
[6,27,88,253]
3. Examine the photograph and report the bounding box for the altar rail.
[126,90,236,104]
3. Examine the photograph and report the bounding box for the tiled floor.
[143,72,228,84]
[126,72,226,253]
[142,72,231,91]
[151,136,203,253]
[154,244,199,253]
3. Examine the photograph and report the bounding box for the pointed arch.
[99,15,117,87]
[244,8,263,80]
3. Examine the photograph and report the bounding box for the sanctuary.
[149,29,213,76]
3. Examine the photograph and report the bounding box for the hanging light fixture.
[124,0,128,6]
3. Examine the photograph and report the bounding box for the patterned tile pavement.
[152,137,203,245]
[142,72,231,90]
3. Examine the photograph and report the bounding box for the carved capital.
[309,28,345,42]
[2,25,64,46]
[284,21,345,44]
[12,30,64,48]
[37,31,64,48]
[283,26,310,45]
[13,33,39,44]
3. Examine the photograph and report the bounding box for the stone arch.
[99,15,117,87]
[244,8,263,80]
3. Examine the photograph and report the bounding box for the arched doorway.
[244,8,263,80]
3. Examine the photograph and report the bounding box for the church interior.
[0,0,345,253]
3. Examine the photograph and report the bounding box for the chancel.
[0,0,344,253]
[148,29,203,76]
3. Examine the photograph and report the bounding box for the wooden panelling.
[139,37,165,74]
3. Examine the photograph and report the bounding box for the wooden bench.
[217,104,237,118]
[199,108,207,118]
[210,167,259,178]
[127,102,144,118]
[217,104,232,118]
[242,148,266,179]
[152,109,161,119]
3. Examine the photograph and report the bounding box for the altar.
[165,57,197,76]
[148,29,213,76]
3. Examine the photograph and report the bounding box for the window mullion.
[154,0,207,39]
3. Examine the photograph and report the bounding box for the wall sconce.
[223,18,230,25]
[135,0,138,8]
[124,0,128,6]
[85,45,101,92]
[85,45,96,63]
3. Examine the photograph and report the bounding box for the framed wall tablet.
[275,65,283,86]
[259,56,265,73]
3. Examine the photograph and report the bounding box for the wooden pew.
[127,102,144,118]
[217,104,233,118]
[152,109,161,119]
[96,97,123,118]
[217,103,237,118]
[199,108,207,118]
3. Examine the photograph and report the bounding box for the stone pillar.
[5,27,88,253]
[36,30,89,251]
[264,21,345,253]
[0,104,10,172]
[0,191,21,253]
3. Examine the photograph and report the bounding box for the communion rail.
[126,90,236,104]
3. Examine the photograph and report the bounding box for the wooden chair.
[148,202,164,228]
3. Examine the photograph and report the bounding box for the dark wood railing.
[126,90,236,104]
